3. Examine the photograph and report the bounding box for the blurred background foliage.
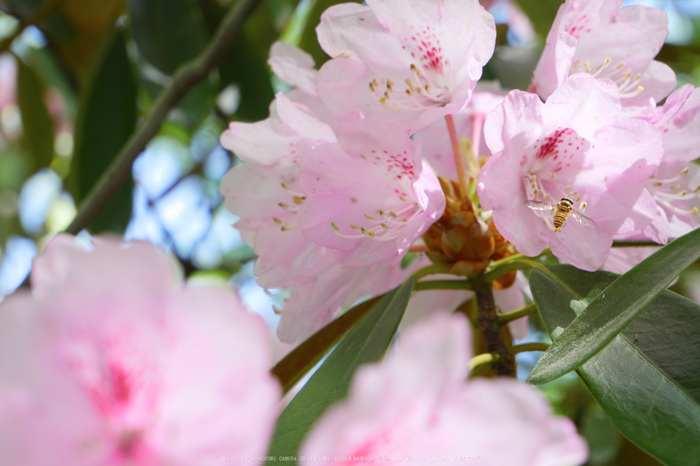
[0,0,699,464]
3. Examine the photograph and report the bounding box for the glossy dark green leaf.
[528,227,700,385]
[198,0,275,121]
[530,264,700,465]
[271,296,382,394]
[70,29,137,233]
[267,277,415,460]
[297,0,363,67]
[24,47,78,119]
[127,0,209,75]
[17,57,54,170]
[129,0,215,128]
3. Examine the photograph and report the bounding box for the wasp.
[523,198,596,232]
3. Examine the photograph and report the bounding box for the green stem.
[64,0,262,234]
[499,303,537,325]
[510,343,550,355]
[468,352,498,372]
[412,263,453,281]
[482,258,536,283]
[414,279,471,292]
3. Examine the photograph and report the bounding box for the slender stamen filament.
[371,65,449,111]
[658,200,699,216]
[330,203,424,241]
[278,202,300,213]
[280,182,306,198]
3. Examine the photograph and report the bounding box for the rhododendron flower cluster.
[221,0,700,338]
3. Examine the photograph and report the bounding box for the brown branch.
[473,280,515,376]
[64,0,263,234]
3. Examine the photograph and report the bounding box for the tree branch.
[64,0,262,234]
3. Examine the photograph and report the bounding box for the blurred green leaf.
[24,47,78,119]
[198,0,275,121]
[129,0,216,128]
[267,277,415,460]
[512,0,562,39]
[528,227,700,385]
[127,0,208,75]
[265,0,296,31]
[297,0,362,66]
[17,56,54,170]
[271,295,382,394]
[531,265,700,465]
[70,29,137,233]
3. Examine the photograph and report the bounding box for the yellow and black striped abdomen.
[553,198,573,232]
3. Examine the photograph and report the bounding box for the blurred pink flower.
[0,53,16,111]
[478,74,663,271]
[315,0,496,131]
[299,313,587,465]
[531,0,675,111]
[0,234,280,465]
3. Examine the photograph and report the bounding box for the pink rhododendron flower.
[478,74,663,271]
[299,313,587,465]
[531,0,675,111]
[315,0,496,131]
[632,84,700,242]
[414,82,505,178]
[220,92,336,287]
[221,97,434,343]
[602,246,658,274]
[0,234,280,465]
[268,41,340,128]
[298,112,445,268]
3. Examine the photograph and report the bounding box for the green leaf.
[267,277,415,460]
[127,0,209,75]
[271,295,382,394]
[530,264,700,465]
[128,0,216,128]
[198,0,275,121]
[24,47,78,119]
[297,0,363,67]
[528,227,700,385]
[512,0,562,38]
[17,57,54,170]
[69,29,137,233]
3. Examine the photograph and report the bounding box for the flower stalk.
[473,278,515,376]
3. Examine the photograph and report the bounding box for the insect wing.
[570,209,597,228]
[523,200,556,212]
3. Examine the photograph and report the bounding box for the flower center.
[570,57,644,98]
[272,181,307,231]
[64,329,160,458]
[646,166,700,216]
[370,64,450,111]
[330,200,423,241]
